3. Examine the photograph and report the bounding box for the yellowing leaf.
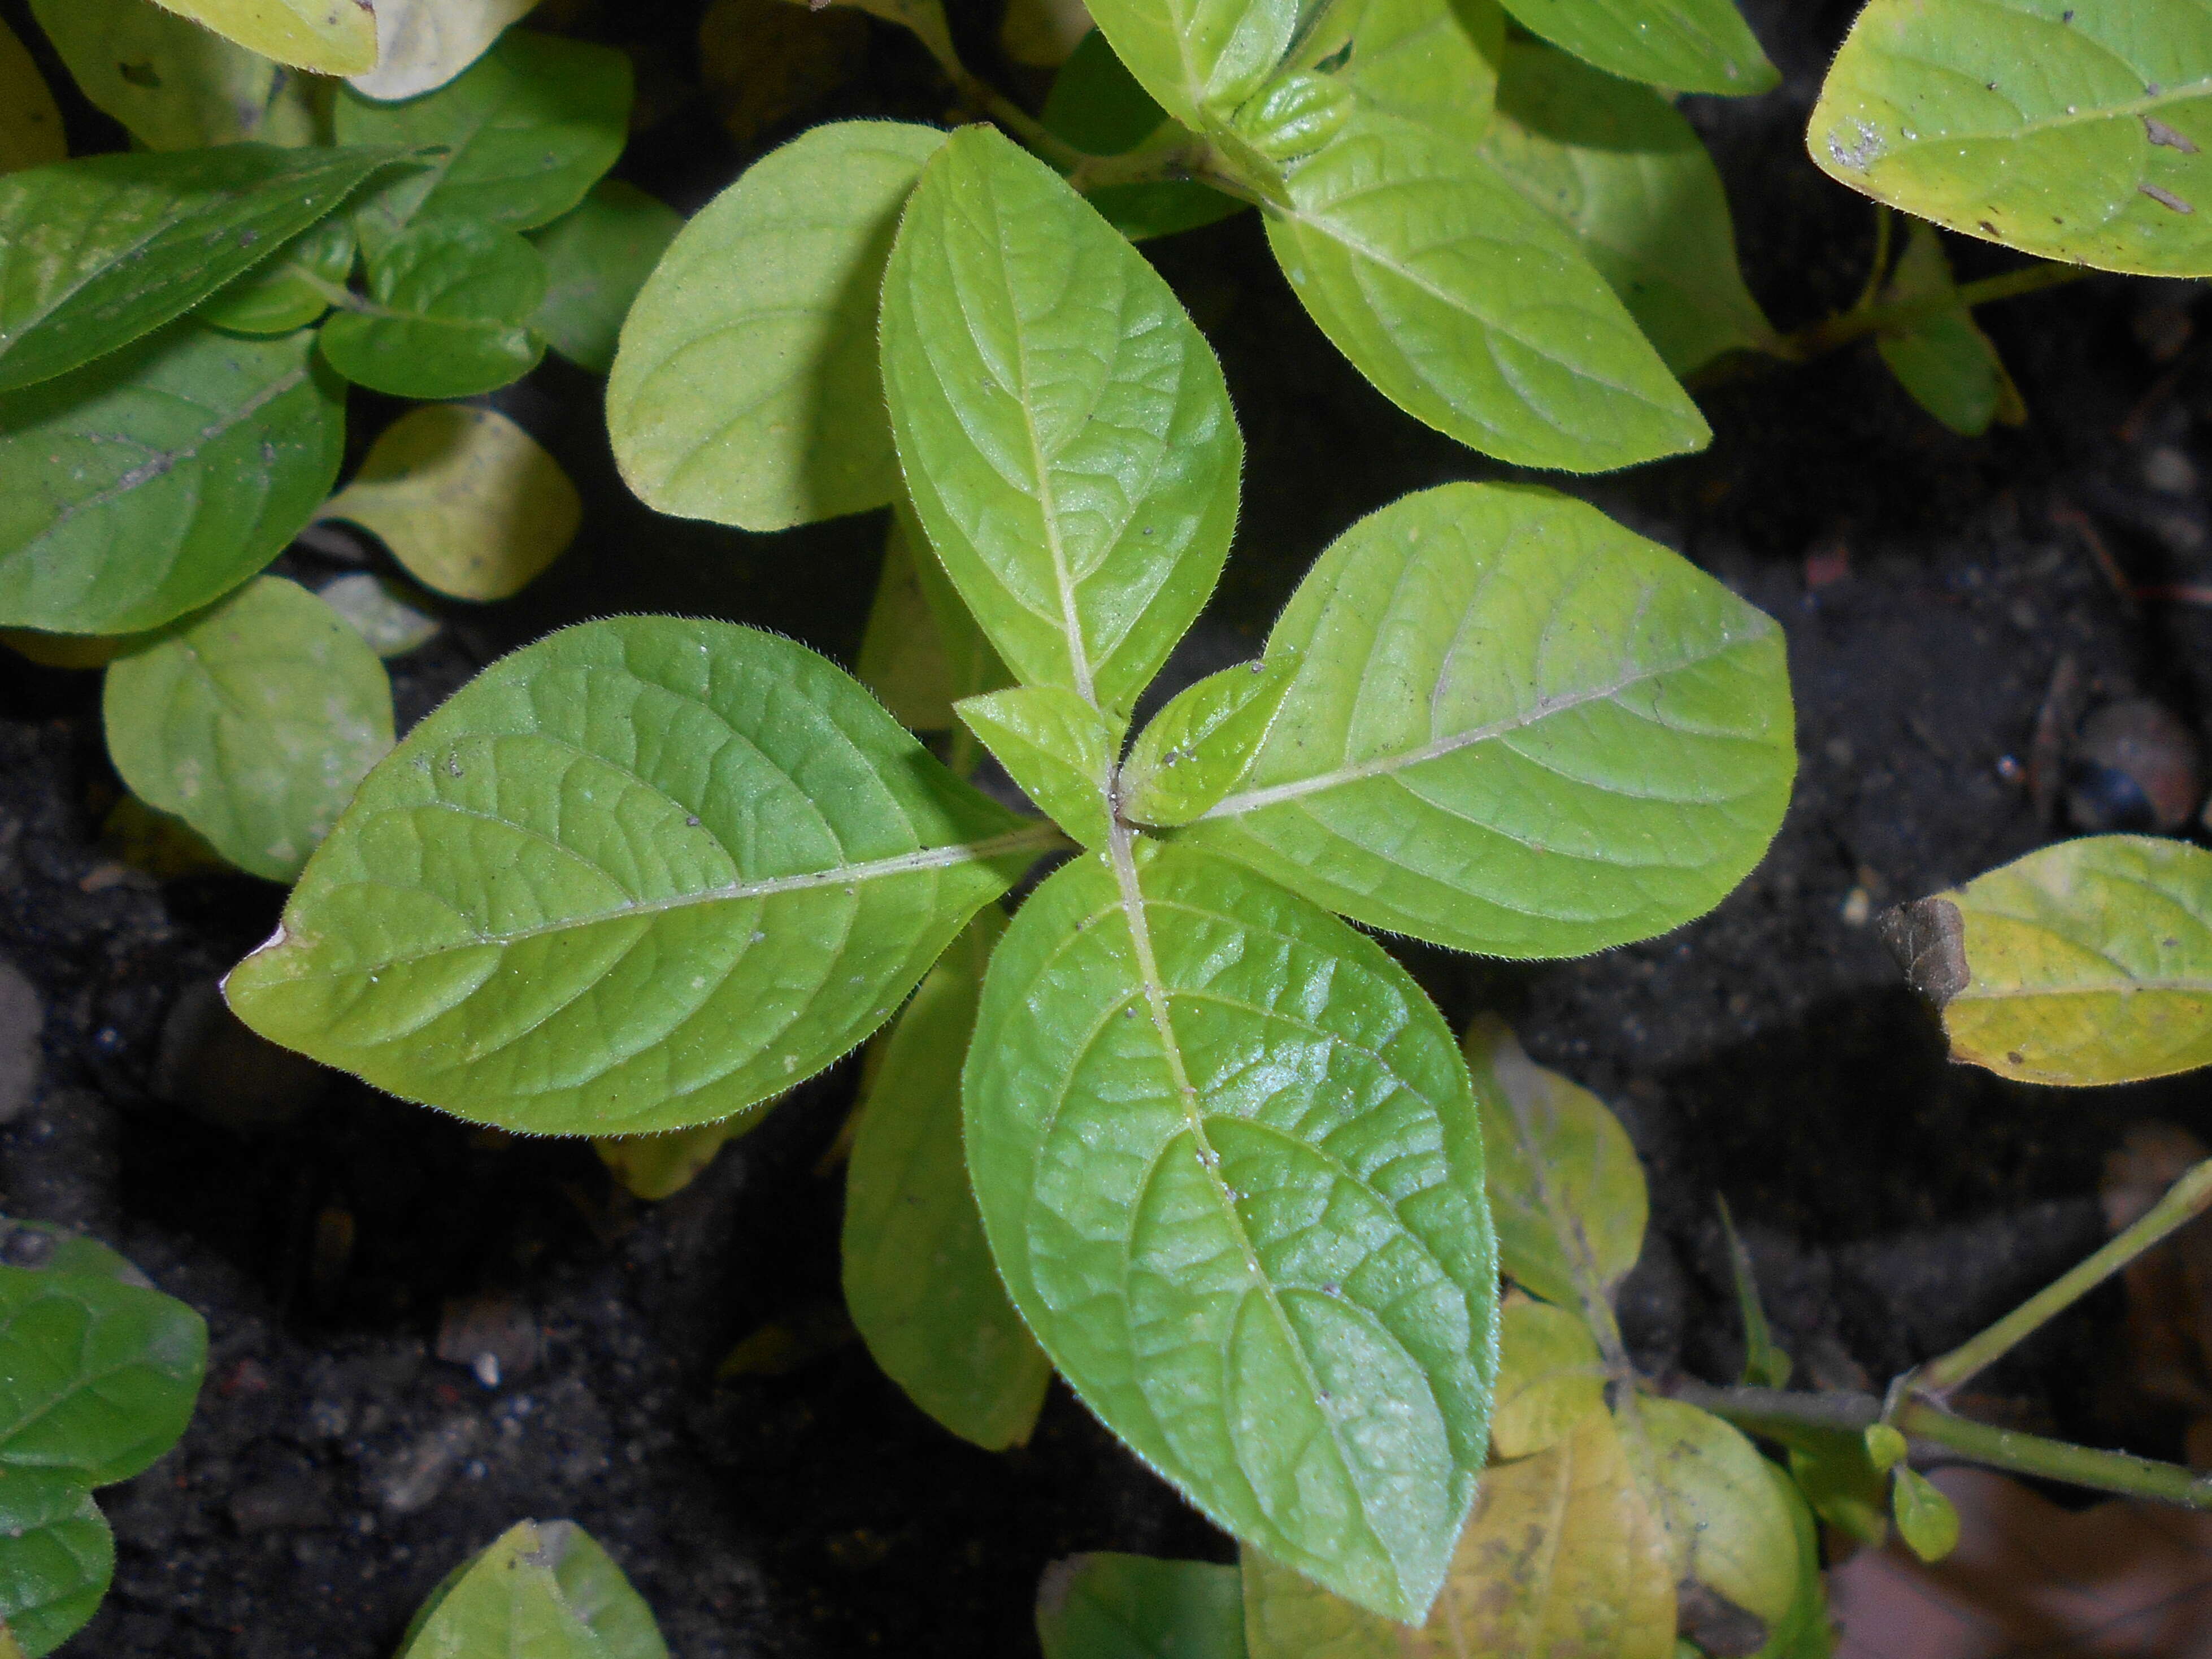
[594,1121,741,1201]
[29,0,312,152]
[350,0,541,101]
[0,629,133,670]
[1635,1397,1800,1638]
[1492,1293,1607,1460]
[1882,835,2212,1085]
[0,21,64,172]
[320,405,580,602]
[316,572,441,658]
[147,0,378,75]
[101,793,229,881]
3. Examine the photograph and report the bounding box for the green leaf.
[1042,31,1244,241]
[529,181,683,376]
[956,688,1117,846]
[1864,1424,1907,1471]
[1262,110,1709,471]
[318,404,580,602]
[845,911,1052,1451]
[1490,1292,1607,1459]
[1881,835,2212,1085]
[1464,1014,1647,1309]
[0,1471,112,1659]
[1082,0,1299,128]
[317,222,548,398]
[137,0,377,74]
[966,840,1497,1623]
[1284,0,1507,132]
[1810,0,2212,275]
[1637,1397,1800,1639]
[1875,220,2024,436]
[400,1519,665,1659]
[1242,1405,1675,1659]
[28,0,316,152]
[1038,1554,1247,1659]
[224,618,1050,1135]
[0,323,345,635]
[1891,1466,1961,1564]
[1497,0,1775,95]
[1175,483,1795,957]
[103,576,396,883]
[1718,1196,1790,1389]
[1755,1462,1833,1659]
[881,126,1241,724]
[317,573,443,659]
[336,30,632,249]
[535,1521,670,1659]
[1479,39,1780,375]
[1120,662,1293,828]
[0,144,406,393]
[350,0,544,102]
[1233,73,1356,163]
[606,121,946,533]
[856,500,1013,732]
[0,20,66,175]
[1782,1435,1888,1545]
[197,215,358,336]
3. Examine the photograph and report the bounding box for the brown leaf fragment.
[1677,1580,1769,1656]
[1879,898,1970,1007]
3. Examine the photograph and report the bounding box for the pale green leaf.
[319,405,580,602]
[593,1121,740,1201]
[1875,220,2024,436]
[197,215,357,336]
[1865,1425,1907,1471]
[224,618,1051,1135]
[29,0,324,153]
[855,500,1012,732]
[141,0,376,74]
[606,121,945,532]
[0,323,345,635]
[1175,483,1795,957]
[318,222,547,398]
[0,21,65,174]
[536,1521,670,1659]
[1263,110,1710,471]
[1810,0,2212,275]
[1037,1554,1246,1659]
[1283,0,1507,132]
[0,144,406,392]
[1479,39,1780,375]
[881,126,1241,723]
[1755,1463,1833,1659]
[1120,662,1292,828]
[103,576,396,882]
[336,30,632,249]
[1892,1466,1960,1564]
[1464,1013,1648,1308]
[317,573,443,659]
[1490,1292,1606,1459]
[844,911,1052,1451]
[1497,0,1774,95]
[0,1472,111,1659]
[1636,1397,1800,1634]
[1042,32,1244,242]
[529,181,682,376]
[1083,0,1298,128]
[966,840,1497,1623]
[1242,1406,1675,1659]
[352,0,543,102]
[1233,73,1355,163]
[399,1520,657,1659]
[1883,835,2212,1085]
[956,687,1116,846]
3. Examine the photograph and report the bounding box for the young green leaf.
[1176,483,1795,957]
[1479,39,1780,375]
[844,911,1053,1452]
[1242,1406,1675,1659]
[1865,1424,1907,1472]
[336,31,632,249]
[1718,1196,1791,1389]
[0,144,406,393]
[1891,1466,1961,1564]
[317,573,444,659]
[103,576,396,883]
[399,1519,667,1659]
[1490,1293,1608,1460]
[956,688,1117,846]
[593,1121,740,1202]
[607,121,946,533]
[966,841,1498,1623]
[1263,110,1710,471]
[1464,1014,1647,1310]
[0,20,65,174]
[351,0,544,102]
[197,216,358,336]
[1037,1554,1246,1659]
[881,126,1241,724]
[316,222,549,398]
[27,0,317,153]
[0,324,345,635]
[0,1470,112,1659]
[1284,0,1507,133]
[1120,662,1293,828]
[1881,835,2212,1085]
[1042,31,1244,242]
[1875,220,2025,437]
[1081,0,1299,129]
[1637,1397,1800,1641]
[319,405,580,602]
[856,501,1012,732]
[1233,73,1355,163]
[529,181,683,377]
[534,1521,670,1659]
[1753,1463,1833,1659]
[1498,0,1775,95]
[1811,0,2212,275]
[225,619,1052,1136]
[139,0,377,74]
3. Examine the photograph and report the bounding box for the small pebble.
[1840,888,1872,928]
[2143,446,2200,496]
[2066,699,2202,832]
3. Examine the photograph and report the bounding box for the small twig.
[2049,499,2143,611]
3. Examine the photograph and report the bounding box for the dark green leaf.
[1875,220,2024,436]
[855,500,1013,732]
[1037,1554,1247,1659]
[0,1471,111,1659]
[529,181,683,376]
[197,216,358,337]
[317,223,547,398]
[1496,0,1776,96]
[1043,31,1244,241]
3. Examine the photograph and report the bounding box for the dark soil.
[4,0,2212,1653]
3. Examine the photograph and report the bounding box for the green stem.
[1852,204,1896,313]
[1914,1156,2212,1397]
[1784,259,2088,360]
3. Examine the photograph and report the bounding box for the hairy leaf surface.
[1083,0,1298,127]
[0,20,64,173]
[225,619,1048,1135]
[140,0,377,73]
[882,127,1241,723]
[1496,0,1775,94]
[0,1471,112,1659]
[1177,484,1794,956]
[531,181,681,376]
[1037,1554,1246,1659]
[844,911,1052,1451]
[966,841,1497,1622]
[104,577,395,882]
[1263,111,1709,471]
[1811,0,2212,274]
[28,0,315,151]
[607,121,945,532]
[0,144,403,392]
[318,223,547,398]
[0,324,345,635]
[1875,219,2023,436]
